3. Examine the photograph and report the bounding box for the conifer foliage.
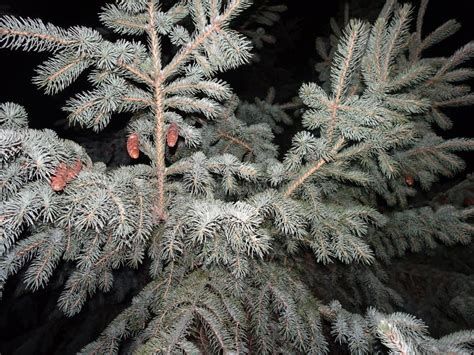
[1,0,474,353]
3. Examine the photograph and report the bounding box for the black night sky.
[0,1,473,354]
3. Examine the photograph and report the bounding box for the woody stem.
[148,0,166,218]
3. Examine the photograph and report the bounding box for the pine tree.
[1,0,474,353]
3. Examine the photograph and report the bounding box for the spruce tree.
[1,0,473,353]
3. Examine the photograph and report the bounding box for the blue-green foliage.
[1,0,474,353]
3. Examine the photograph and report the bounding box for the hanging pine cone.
[50,160,83,192]
[166,122,179,148]
[50,163,68,192]
[127,133,140,159]
[405,175,414,186]
[66,159,82,181]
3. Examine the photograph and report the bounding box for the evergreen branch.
[2,1,474,353]
[434,93,474,107]
[332,20,367,103]
[164,79,232,100]
[0,16,76,52]
[328,20,369,140]
[0,102,28,128]
[99,4,148,35]
[416,19,460,57]
[415,0,429,43]
[402,138,474,157]
[121,96,153,107]
[33,53,91,95]
[164,96,220,119]
[146,0,166,220]
[162,0,250,79]
[377,321,411,355]
[435,42,474,79]
[46,57,83,81]
[283,137,344,197]
[217,129,253,153]
[117,61,154,86]
[381,4,412,81]
[162,24,217,79]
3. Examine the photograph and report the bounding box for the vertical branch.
[147,0,166,219]
[327,21,367,142]
[409,0,429,63]
[144,0,248,217]
[416,0,429,42]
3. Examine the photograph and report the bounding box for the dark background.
[0,1,473,354]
